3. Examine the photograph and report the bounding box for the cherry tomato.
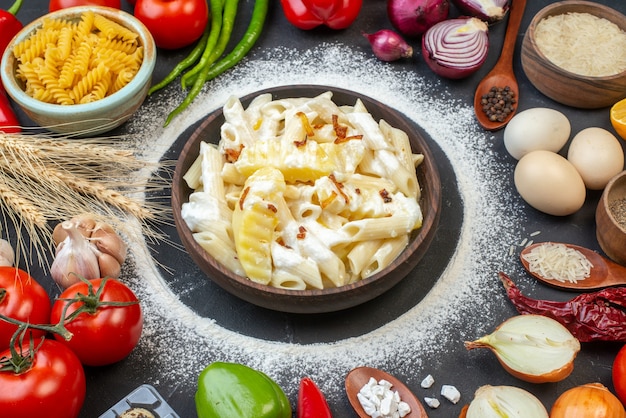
[0,338,86,418]
[0,267,51,351]
[613,344,626,405]
[49,0,122,11]
[133,0,209,50]
[50,278,143,366]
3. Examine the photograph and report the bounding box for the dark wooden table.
[4,0,626,416]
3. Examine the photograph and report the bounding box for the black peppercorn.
[481,86,516,123]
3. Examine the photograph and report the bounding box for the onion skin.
[451,0,509,23]
[421,17,489,79]
[387,0,450,37]
[550,383,626,418]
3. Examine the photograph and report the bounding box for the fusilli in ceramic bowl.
[0,6,156,136]
[171,85,442,314]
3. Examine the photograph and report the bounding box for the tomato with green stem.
[49,0,122,11]
[0,336,86,418]
[133,0,209,50]
[50,277,143,366]
[0,267,51,351]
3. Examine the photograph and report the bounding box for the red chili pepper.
[500,271,626,343]
[0,0,22,133]
[297,376,333,418]
[280,0,362,30]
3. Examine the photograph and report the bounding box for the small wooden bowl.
[596,170,626,266]
[521,1,626,109]
[171,85,442,314]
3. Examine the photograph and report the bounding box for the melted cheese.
[535,12,626,77]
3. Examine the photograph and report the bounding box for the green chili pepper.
[147,26,210,96]
[180,0,239,90]
[164,0,268,127]
[195,361,292,418]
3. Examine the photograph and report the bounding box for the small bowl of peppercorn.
[596,170,626,266]
[521,1,626,109]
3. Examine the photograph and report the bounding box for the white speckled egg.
[504,108,571,160]
[514,150,586,216]
[567,127,625,190]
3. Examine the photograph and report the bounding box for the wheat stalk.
[0,131,172,269]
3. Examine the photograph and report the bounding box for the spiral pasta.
[12,11,143,105]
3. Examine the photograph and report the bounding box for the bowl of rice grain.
[0,6,156,136]
[521,1,626,109]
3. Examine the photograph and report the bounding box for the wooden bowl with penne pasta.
[171,85,442,313]
[0,6,156,135]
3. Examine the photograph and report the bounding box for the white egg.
[504,108,571,160]
[514,150,586,216]
[567,127,625,190]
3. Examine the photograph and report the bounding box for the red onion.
[452,0,509,23]
[363,30,414,62]
[387,0,450,37]
[422,17,489,79]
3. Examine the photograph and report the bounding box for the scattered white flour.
[118,43,527,408]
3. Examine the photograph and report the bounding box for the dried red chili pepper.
[499,271,626,343]
[298,376,332,418]
[0,0,22,133]
[280,0,362,30]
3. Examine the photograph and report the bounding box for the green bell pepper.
[195,361,292,418]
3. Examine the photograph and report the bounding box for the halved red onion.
[422,17,489,79]
[387,0,450,37]
[452,0,509,23]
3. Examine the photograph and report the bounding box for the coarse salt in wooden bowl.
[521,1,626,109]
[171,85,442,314]
[596,170,626,266]
[0,6,156,135]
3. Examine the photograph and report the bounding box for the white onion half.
[466,385,548,418]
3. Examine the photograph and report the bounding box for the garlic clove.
[464,314,580,383]
[50,220,101,289]
[91,222,127,265]
[52,214,96,246]
[0,238,15,267]
[97,252,122,279]
[465,385,548,418]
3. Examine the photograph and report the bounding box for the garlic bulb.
[50,213,127,288]
[0,238,14,266]
[466,385,548,418]
[464,314,581,383]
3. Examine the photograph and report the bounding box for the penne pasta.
[181,92,425,290]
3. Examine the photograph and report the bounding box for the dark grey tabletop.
[4,0,626,417]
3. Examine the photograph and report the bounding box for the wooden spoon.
[473,0,527,131]
[520,242,626,291]
[345,366,429,418]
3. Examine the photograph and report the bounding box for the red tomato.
[133,0,209,50]
[50,278,143,366]
[0,267,51,351]
[49,0,122,11]
[0,338,86,418]
[613,344,626,405]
